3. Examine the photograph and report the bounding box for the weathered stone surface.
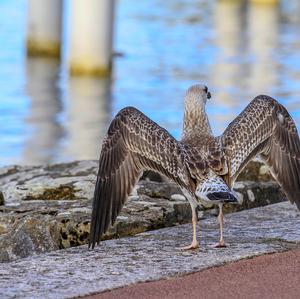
[236,160,273,182]
[0,160,285,262]
[0,161,98,205]
[0,195,193,262]
[0,191,4,206]
[137,180,183,199]
[141,170,164,182]
[224,181,284,213]
[0,161,191,262]
[0,202,299,299]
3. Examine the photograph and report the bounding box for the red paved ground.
[85,248,300,299]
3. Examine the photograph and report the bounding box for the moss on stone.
[24,185,77,201]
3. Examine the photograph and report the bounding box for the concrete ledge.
[1,202,299,299]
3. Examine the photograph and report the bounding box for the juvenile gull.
[89,84,300,250]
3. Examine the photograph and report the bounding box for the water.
[0,0,300,166]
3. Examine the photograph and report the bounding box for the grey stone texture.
[0,160,286,262]
[0,202,299,299]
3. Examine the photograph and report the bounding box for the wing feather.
[221,95,300,209]
[89,107,191,248]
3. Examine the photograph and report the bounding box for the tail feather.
[206,191,238,203]
[196,173,238,204]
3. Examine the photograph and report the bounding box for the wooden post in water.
[26,0,63,58]
[68,0,115,76]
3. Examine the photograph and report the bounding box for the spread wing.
[221,95,300,209]
[89,107,192,248]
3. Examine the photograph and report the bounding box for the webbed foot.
[178,241,199,251]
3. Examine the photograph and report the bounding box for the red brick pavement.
[84,248,300,299]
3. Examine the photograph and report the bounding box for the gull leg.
[215,204,226,248]
[179,206,199,250]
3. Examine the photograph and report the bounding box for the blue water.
[0,0,300,166]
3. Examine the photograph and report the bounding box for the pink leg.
[214,204,227,248]
[179,207,199,250]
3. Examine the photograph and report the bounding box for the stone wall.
[0,160,284,262]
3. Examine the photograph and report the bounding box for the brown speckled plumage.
[89,85,300,249]
[221,95,300,207]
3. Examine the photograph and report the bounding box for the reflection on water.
[248,3,279,93]
[64,77,111,161]
[24,57,63,164]
[210,0,246,126]
[0,0,300,165]
[24,57,112,164]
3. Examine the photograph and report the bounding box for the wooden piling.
[26,0,62,58]
[68,0,115,76]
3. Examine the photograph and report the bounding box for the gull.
[89,84,300,250]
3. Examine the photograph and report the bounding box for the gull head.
[185,84,211,107]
